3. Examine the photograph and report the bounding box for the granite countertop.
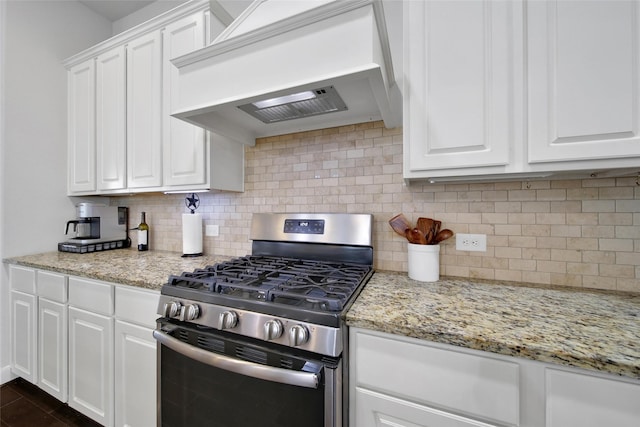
[4,249,233,290]
[5,250,640,380]
[346,271,640,380]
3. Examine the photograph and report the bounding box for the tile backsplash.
[119,121,640,293]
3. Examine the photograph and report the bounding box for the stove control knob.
[288,325,309,347]
[263,319,283,341]
[163,301,181,318]
[179,304,200,322]
[218,311,238,330]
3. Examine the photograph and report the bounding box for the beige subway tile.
[444,265,470,277]
[616,252,640,266]
[494,202,522,212]
[470,202,498,212]
[551,179,582,188]
[599,187,634,199]
[495,269,523,282]
[522,224,551,237]
[509,259,537,271]
[584,275,616,290]
[508,190,537,201]
[536,189,566,201]
[566,213,599,225]
[617,278,640,293]
[482,191,508,201]
[550,273,582,288]
[483,257,509,269]
[522,202,550,213]
[550,224,582,237]
[495,181,522,190]
[599,238,634,252]
[522,248,551,260]
[523,181,550,190]
[616,200,640,212]
[583,200,615,212]
[581,225,615,238]
[509,235,537,248]
[582,250,615,264]
[524,271,551,285]
[495,224,522,236]
[550,201,582,213]
[536,237,567,249]
[482,213,509,224]
[550,249,582,262]
[469,267,495,280]
[567,188,599,200]
[598,212,633,225]
[495,246,521,259]
[582,178,616,187]
[537,260,567,274]
[615,225,640,239]
[507,213,536,224]
[600,264,635,278]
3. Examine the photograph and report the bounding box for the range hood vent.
[171,0,401,146]
[237,86,348,123]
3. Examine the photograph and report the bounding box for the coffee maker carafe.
[59,203,130,253]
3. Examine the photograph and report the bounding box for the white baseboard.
[0,365,17,385]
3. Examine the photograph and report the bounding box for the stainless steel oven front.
[154,319,343,427]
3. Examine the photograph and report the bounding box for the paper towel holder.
[182,193,203,258]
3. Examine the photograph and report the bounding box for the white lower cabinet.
[546,368,640,427]
[38,298,67,401]
[351,328,640,427]
[114,286,159,427]
[10,290,38,383]
[68,306,114,427]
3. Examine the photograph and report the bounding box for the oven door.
[153,319,342,427]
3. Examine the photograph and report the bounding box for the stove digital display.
[283,219,325,234]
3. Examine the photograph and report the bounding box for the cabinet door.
[114,320,157,427]
[96,45,126,191]
[38,298,67,402]
[354,387,498,427]
[67,59,96,194]
[127,31,163,189]
[163,12,207,187]
[528,0,640,163]
[10,290,37,383]
[546,368,640,427]
[68,306,114,427]
[403,0,516,174]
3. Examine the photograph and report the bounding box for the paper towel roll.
[182,213,203,256]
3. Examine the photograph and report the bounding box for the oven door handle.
[153,330,320,389]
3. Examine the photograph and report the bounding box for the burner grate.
[166,256,371,312]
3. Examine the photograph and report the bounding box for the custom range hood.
[171,0,400,146]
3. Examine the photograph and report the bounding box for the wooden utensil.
[416,217,433,236]
[389,213,412,237]
[433,229,454,244]
[406,228,427,244]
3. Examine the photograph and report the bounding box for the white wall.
[0,0,112,384]
[112,0,188,34]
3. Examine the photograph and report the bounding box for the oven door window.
[158,327,328,427]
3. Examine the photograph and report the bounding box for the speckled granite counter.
[4,249,233,290]
[5,251,639,381]
[346,271,640,380]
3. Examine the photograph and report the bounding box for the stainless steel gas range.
[153,213,373,427]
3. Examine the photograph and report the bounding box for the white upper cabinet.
[163,13,207,187]
[404,0,516,176]
[126,31,163,189]
[527,0,640,163]
[64,0,244,195]
[404,0,640,182]
[67,60,96,193]
[96,46,126,191]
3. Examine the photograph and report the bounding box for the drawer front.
[115,286,160,328]
[37,271,68,303]
[353,329,520,426]
[10,265,36,294]
[68,277,114,315]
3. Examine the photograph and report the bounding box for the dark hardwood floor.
[1,378,102,427]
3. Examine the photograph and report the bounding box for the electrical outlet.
[205,224,219,237]
[456,233,487,252]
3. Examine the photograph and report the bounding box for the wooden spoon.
[389,213,412,237]
[433,229,454,244]
[405,228,427,244]
[416,217,433,236]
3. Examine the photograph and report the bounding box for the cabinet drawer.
[68,277,113,315]
[546,368,640,427]
[37,271,68,303]
[115,286,160,328]
[353,329,519,426]
[10,265,36,294]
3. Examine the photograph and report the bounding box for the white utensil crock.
[407,243,440,282]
